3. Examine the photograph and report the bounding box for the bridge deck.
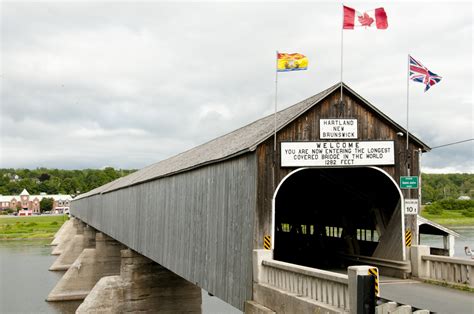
[380,278,474,314]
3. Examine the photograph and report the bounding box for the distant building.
[0,189,72,216]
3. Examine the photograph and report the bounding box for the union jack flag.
[409,55,442,92]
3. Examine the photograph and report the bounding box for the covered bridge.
[72,82,430,310]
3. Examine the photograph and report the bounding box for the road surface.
[380,277,473,314]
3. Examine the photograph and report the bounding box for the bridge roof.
[76,82,430,199]
[417,215,460,237]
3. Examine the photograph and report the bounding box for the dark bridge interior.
[274,167,400,269]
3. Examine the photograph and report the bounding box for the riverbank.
[0,215,68,239]
[420,210,474,226]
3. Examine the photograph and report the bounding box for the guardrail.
[261,259,350,311]
[422,255,473,287]
[339,253,411,277]
[411,245,474,288]
[252,250,430,314]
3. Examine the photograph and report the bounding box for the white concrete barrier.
[411,245,474,288]
[422,255,474,287]
[253,250,349,311]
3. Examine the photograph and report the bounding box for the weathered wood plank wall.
[72,154,257,310]
[255,90,421,252]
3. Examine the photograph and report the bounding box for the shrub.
[50,221,58,225]
[426,203,443,215]
[425,199,474,214]
[462,209,474,218]
[436,199,474,211]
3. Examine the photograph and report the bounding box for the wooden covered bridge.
[70,82,431,311]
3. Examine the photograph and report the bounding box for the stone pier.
[51,218,77,255]
[76,249,202,313]
[50,218,72,246]
[49,222,96,271]
[46,233,125,302]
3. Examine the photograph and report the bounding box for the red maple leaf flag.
[358,13,374,27]
[343,6,388,29]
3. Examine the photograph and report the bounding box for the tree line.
[0,168,136,196]
[421,173,473,203]
[0,169,472,202]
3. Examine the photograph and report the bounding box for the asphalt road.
[380,278,474,314]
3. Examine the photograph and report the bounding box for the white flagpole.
[274,51,279,152]
[406,53,410,175]
[340,4,344,102]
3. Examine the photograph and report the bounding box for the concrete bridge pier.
[46,232,125,302]
[51,218,77,255]
[76,249,202,313]
[50,218,73,247]
[49,222,96,271]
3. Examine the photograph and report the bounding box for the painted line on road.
[380,280,421,285]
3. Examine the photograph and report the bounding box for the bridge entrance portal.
[273,167,403,270]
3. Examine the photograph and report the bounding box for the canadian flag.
[343,6,388,29]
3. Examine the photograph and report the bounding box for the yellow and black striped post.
[263,235,271,250]
[405,229,412,247]
[368,267,380,297]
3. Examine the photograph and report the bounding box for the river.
[0,239,241,314]
[419,225,474,257]
[0,226,472,313]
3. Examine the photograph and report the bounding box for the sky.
[1,0,472,173]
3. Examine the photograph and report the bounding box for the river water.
[0,240,241,314]
[1,226,472,314]
[419,225,474,257]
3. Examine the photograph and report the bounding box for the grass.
[0,215,68,240]
[420,209,474,226]
[422,279,474,293]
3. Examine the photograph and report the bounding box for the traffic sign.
[400,176,419,189]
[404,199,418,215]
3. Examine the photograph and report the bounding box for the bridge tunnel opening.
[273,167,401,270]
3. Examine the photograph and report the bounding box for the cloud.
[1,1,472,173]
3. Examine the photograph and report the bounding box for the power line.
[430,138,473,149]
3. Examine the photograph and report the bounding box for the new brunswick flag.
[277,52,308,72]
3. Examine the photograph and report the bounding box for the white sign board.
[320,119,357,139]
[281,141,395,167]
[404,199,419,215]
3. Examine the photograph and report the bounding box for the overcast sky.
[1,1,472,173]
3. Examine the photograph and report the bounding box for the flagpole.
[273,51,279,197]
[406,53,410,174]
[274,51,279,152]
[340,4,344,102]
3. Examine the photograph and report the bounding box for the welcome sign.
[281,141,395,167]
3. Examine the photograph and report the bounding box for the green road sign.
[400,176,419,189]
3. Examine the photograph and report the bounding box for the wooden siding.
[72,154,258,311]
[255,90,422,252]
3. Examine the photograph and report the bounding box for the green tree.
[61,178,80,194]
[38,173,51,182]
[4,181,21,194]
[40,197,54,213]
[0,168,136,196]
